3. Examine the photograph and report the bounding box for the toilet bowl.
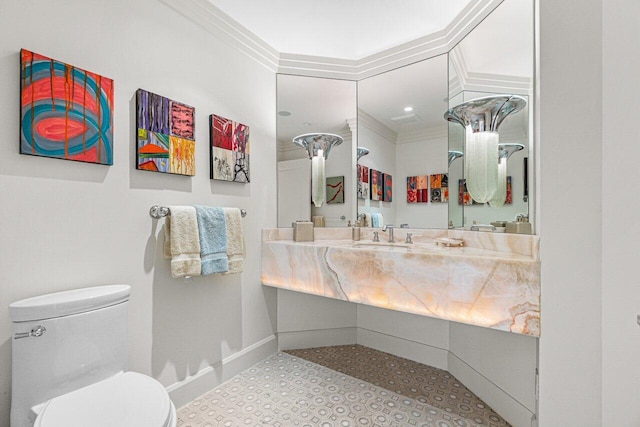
[9,284,176,427]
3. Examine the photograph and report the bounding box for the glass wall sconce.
[489,143,525,208]
[444,95,526,203]
[293,133,343,207]
[357,146,370,161]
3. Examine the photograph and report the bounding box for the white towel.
[164,206,201,278]
[376,213,384,228]
[223,207,244,274]
[363,213,371,227]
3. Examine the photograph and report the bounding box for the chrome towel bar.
[149,205,247,219]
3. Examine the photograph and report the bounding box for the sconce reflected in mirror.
[489,143,524,208]
[357,146,370,161]
[448,150,463,167]
[293,133,344,207]
[444,95,526,204]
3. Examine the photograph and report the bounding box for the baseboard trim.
[356,327,449,370]
[278,327,357,350]
[448,352,534,427]
[166,334,277,407]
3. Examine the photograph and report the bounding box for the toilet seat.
[34,372,175,427]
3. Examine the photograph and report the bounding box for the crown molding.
[163,0,504,80]
[358,110,398,143]
[397,126,448,145]
[160,0,280,72]
[448,40,532,97]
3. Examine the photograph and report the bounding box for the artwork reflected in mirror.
[276,75,356,227]
[357,54,449,229]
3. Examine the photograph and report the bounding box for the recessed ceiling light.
[278,111,291,116]
[303,122,312,126]
[404,106,413,112]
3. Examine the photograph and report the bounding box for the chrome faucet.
[381,224,395,243]
[372,231,380,242]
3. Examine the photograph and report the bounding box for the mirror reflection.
[276,75,357,227]
[357,55,449,229]
[448,0,534,230]
[275,0,534,232]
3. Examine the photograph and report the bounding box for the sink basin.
[353,242,412,251]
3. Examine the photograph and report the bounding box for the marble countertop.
[261,228,541,336]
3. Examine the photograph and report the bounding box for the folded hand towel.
[223,207,244,274]
[376,213,384,228]
[371,213,379,228]
[195,206,229,275]
[363,213,371,227]
[166,206,201,278]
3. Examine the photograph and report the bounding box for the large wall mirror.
[357,55,449,229]
[448,0,534,229]
[276,75,357,227]
[275,0,534,232]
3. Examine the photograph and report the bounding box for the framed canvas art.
[407,175,428,203]
[326,176,345,204]
[136,89,195,175]
[430,173,449,203]
[458,179,475,205]
[383,173,392,202]
[370,169,383,201]
[210,114,250,183]
[357,164,369,199]
[20,49,114,165]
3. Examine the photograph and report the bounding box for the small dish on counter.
[434,237,464,247]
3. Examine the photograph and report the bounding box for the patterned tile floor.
[287,345,509,427]
[177,345,510,427]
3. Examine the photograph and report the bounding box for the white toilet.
[10,284,176,427]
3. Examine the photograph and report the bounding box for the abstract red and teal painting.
[136,89,195,176]
[20,49,114,164]
[210,114,250,183]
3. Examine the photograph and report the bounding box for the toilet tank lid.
[9,284,130,322]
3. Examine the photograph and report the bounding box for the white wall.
[395,137,449,229]
[602,0,640,425]
[537,0,603,425]
[0,0,277,424]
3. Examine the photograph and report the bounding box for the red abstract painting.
[20,49,114,164]
[210,114,250,183]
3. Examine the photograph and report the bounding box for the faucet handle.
[405,233,413,244]
[373,231,380,242]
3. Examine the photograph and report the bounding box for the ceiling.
[208,0,472,60]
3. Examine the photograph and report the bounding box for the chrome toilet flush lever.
[14,325,46,340]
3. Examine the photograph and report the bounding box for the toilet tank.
[10,284,130,426]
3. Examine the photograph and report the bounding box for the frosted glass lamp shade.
[489,143,525,208]
[311,150,326,207]
[292,133,343,208]
[444,95,526,204]
[489,157,508,208]
[465,129,499,203]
